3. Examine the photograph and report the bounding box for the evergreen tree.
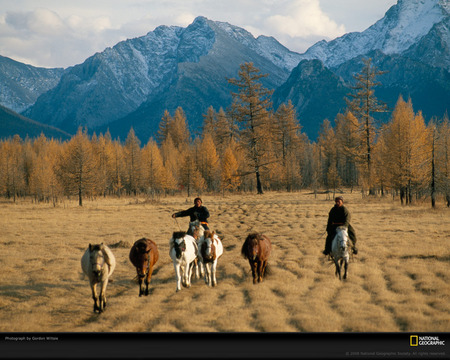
[273,101,303,191]
[347,58,387,195]
[124,128,142,196]
[157,110,172,145]
[197,133,220,191]
[434,115,450,207]
[228,62,273,194]
[334,111,361,189]
[381,96,430,204]
[142,138,166,195]
[56,128,99,206]
[221,145,240,193]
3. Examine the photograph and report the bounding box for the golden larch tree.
[56,128,99,206]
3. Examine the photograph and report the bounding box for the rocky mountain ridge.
[0,0,448,141]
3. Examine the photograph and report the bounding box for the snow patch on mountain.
[301,0,448,67]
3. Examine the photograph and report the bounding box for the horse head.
[242,233,259,261]
[335,226,349,252]
[202,231,216,261]
[134,240,152,278]
[172,232,187,259]
[188,220,204,239]
[89,243,106,278]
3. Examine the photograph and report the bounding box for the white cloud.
[265,0,345,38]
[0,1,391,68]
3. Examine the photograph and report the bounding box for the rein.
[174,217,182,231]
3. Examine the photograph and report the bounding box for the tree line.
[0,61,449,207]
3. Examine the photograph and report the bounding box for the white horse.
[187,220,205,279]
[81,243,116,313]
[169,231,198,292]
[330,226,349,280]
[197,231,223,287]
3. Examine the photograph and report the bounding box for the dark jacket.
[174,205,210,223]
[327,205,351,231]
[326,205,356,244]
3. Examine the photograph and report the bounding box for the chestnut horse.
[129,238,159,296]
[241,233,272,284]
[198,231,223,287]
[81,243,116,313]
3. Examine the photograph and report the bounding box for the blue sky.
[0,0,397,68]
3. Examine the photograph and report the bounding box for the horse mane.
[204,230,215,239]
[89,243,114,268]
[89,243,102,252]
[241,233,260,258]
[172,231,186,239]
[134,238,151,253]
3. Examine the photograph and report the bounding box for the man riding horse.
[323,196,358,256]
[172,197,210,230]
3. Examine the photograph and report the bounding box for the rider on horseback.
[172,197,210,230]
[322,196,358,256]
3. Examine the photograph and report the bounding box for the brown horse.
[241,233,272,284]
[129,238,159,296]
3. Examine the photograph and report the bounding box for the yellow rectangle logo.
[410,335,418,346]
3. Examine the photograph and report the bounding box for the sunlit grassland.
[0,191,448,332]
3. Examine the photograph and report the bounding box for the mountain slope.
[103,17,298,141]
[0,105,71,140]
[272,59,348,139]
[273,0,450,139]
[24,16,302,138]
[0,55,63,113]
[299,0,449,69]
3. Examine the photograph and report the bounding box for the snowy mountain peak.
[383,0,447,54]
[301,0,449,67]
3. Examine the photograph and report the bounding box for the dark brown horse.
[241,233,272,284]
[129,238,159,296]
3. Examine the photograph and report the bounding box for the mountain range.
[1,0,449,141]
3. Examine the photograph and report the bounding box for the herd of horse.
[81,220,350,313]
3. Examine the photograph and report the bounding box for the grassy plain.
[0,191,449,332]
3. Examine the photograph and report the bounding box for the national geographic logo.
[411,335,446,346]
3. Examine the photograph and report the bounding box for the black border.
[1,332,448,359]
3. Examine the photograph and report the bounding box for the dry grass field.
[0,191,449,333]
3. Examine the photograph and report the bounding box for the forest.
[0,61,449,207]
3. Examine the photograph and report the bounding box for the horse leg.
[193,258,199,279]
[91,283,99,313]
[99,279,108,313]
[212,260,218,287]
[257,260,264,283]
[138,275,144,297]
[334,259,341,280]
[249,260,257,284]
[205,262,212,286]
[261,261,267,280]
[185,263,192,288]
[174,263,182,292]
[199,259,205,278]
[145,266,153,296]
[343,260,348,280]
